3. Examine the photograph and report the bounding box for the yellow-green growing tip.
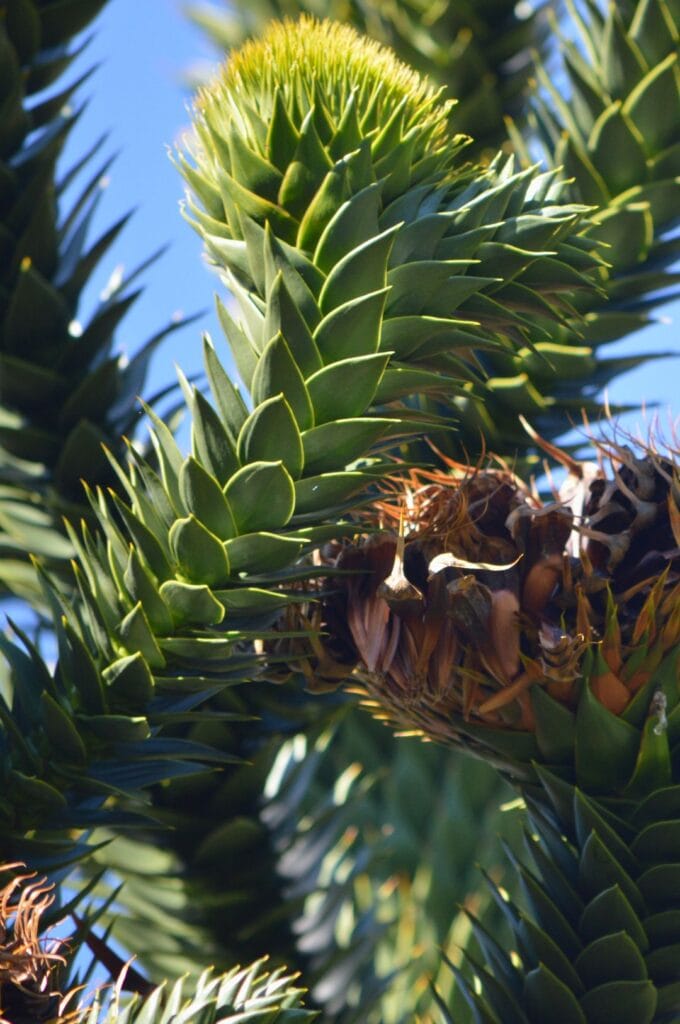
[197,15,454,138]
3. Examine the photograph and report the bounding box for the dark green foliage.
[0,0,187,601]
[0,5,678,1024]
[443,773,680,1023]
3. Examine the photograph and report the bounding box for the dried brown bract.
[308,432,680,746]
[0,865,79,1024]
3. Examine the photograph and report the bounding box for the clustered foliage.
[0,1,678,1022]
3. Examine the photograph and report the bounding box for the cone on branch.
[2,10,676,1023]
[305,426,679,786]
[284,427,680,1022]
[50,15,603,727]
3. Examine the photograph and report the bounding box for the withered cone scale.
[311,433,680,792]
[0,865,78,1024]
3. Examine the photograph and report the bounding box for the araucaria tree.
[0,2,678,1022]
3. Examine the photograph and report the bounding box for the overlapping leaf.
[180,18,602,479]
[442,761,680,1023]
[188,4,679,462]
[0,605,251,874]
[470,0,680,454]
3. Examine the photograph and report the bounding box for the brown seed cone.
[306,433,680,754]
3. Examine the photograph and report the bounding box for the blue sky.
[61,0,679,447]
[59,1,222,410]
